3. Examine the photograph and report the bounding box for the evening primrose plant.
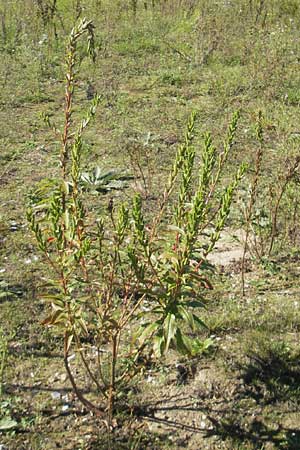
[27,18,246,424]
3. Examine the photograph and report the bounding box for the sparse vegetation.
[1,1,300,448]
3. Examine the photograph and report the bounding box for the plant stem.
[108,334,118,426]
[268,156,300,256]
[64,354,104,416]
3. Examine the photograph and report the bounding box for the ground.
[1,1,300,449]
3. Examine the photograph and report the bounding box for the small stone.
[60,373,68,382]
[50,372,60,383]
[51,391,61,400]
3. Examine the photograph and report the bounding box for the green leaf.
[94,165,101,179]
[164,313,177,353]
[187,299,206,308]
[41,294,65,305]
[160,251,179,265]
[189,337,214,356]
[174,328,192,355]
[104,180,127,190]
[63,210,70,230]
[153,333,165,358]
[61,180,70,195]
[64,332,74,354]
[177,305,195,330]
[165,225,186,235]
[141,306,164,316]
[139,321,160,344]
[78,318,88,335]
[192,314,208,329]
[51,300,66,311]
[42,309,66,326]
[0,416,18,431]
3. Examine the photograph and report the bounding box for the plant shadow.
[239,341,300,404]
[206,416,300,450]
[203,340,300,448]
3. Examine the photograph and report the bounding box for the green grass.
[1,0,300,448]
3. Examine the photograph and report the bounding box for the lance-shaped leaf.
[163,313,177,353]
[138,321,161,345]
[64,331,74,354]
[177,305,195,331]
[153,332,165,357]
[192,314,208,330]
[174,328,192,355]
[0,417,18,431]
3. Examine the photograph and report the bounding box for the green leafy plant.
[239,112,300,292]
[241,111,264,295]
[27,18,246,425]
[126,132,156,199]
[0,415,18,432]
[80,166,133,194]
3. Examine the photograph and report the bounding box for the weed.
[126,132,156,199]
[1,1,300,447]
[28,17,245,425]
[241,111,264,295]
[80,166,133,194]
[238,112,300,285]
